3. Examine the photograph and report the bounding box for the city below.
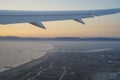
[0,46,120,80]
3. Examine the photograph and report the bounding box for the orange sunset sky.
[0,0,120,38]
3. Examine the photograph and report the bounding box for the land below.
[0,36,120,41]
[0,47,120,80]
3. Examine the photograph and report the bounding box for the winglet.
[30,22,46,29]
[74,19,86,25]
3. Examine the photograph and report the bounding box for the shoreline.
[0,47,120,80]
[0,52,46,73]
[0,52,53,78]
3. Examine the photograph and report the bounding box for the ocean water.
[0,41,54,72]
[0,41,120,72]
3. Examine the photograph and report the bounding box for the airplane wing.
[0,8,120,29]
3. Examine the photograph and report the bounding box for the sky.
[0,0,120,38]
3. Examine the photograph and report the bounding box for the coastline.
[0,52,47,73]
[0,52,53,78]
[0,41,54,73]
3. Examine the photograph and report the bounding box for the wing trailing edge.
[0,8,120,29]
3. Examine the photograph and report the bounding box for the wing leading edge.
[0,8,120,29]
